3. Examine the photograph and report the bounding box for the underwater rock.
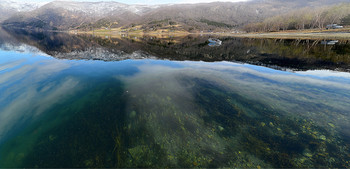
[130,111,137,118]
[319,135,326,141]
[128,145,152,161]
[328,123,335,128]
[84,159,94,167]
[303,149,313,158]
[48,135,57,141]
[290,131,297,136]
[304,152,313,158]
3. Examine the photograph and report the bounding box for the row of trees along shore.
[244,3,350,32]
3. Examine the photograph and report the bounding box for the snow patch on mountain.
[46,1,159,16]
[0,0,48,12]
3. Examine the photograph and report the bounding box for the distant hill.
[2,0,350,31]
[0,0,45,22]
[1,1,159,30]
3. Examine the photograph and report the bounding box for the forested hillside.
[244,3,350,32]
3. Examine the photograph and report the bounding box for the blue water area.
[0,39,350,168]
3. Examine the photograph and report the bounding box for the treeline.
[199,19,235,28]
[244,3,350,32]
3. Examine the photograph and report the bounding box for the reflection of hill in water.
[243,39,350,71]
[2,27,350,72]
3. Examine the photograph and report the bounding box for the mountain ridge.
[0,0,46,22]
[1,0,350,31]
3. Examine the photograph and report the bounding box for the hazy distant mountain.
[0,0,46,22]
[43,1,159,17]
[2,0,350,30]
[1,1,160,30]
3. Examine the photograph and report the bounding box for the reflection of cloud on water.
[0,43,49,57]
[126,60,350,115]
[0,59,25,72]
[0,57,77,143]
[296,70,350,78]
[184,61,350,95]
[182,61,350,90]
[0,64,32,84]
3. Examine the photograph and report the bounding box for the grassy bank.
[70,28,350,40]
[232,28,350,40]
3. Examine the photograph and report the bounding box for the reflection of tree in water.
[0,27,95,54]
[242,38,350,71]
[2,28,350,72]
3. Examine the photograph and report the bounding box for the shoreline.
[231,32,350,40]
[69,28,350,40]
[71,31,350,40]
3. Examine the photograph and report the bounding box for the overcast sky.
[11,0,250,5]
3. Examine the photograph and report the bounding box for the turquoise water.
[0,30,350,167]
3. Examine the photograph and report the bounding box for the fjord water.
[0,29,350,168]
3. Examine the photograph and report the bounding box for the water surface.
[0,28,350,168]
